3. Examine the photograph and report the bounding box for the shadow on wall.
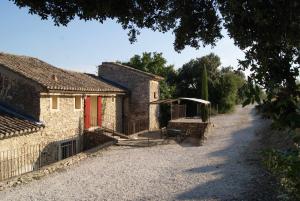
[0,116,116,182]
[174,107,274,201]
[35,116,85,169]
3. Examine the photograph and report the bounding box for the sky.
[0,1,245,74]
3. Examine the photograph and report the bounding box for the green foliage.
[11,0,300,129]
[176,53,221,98]
[216,73,239,113]
[262,134,300,201]
[254,85,300,130]
[201,65,209,122]
[176,54,246,114]
[218,0,300,129]
[11,0,222,52]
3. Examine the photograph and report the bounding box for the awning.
[179,98,210,105]
[150,97,210,105]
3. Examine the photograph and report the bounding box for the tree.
[10,0,222,51]
[201,65,209,122]
[176,54,246,114]
[176,53,221,99]
[217,0,300,128]
[11,0,300,128]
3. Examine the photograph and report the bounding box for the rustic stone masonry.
[0,53,127,180]
[0,140,115,191]
[0,67,42,120]
[0,93,124,180]
[149,80,160,130]
[99,62,162,131]
[167,121,209,142]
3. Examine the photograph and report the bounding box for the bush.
[262,129,300,200]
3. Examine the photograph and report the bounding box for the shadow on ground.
[175,107,277,201]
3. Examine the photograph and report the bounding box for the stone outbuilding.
[0,53,162,180]
[99,62,163,132]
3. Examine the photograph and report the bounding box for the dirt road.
[0,105,265,201]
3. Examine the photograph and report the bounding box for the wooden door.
[84,96,91,129]
[97,96,102,127]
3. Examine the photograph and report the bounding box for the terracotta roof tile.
[0,53,126,93]
[0,106,44,139]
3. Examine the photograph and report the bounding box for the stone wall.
[167,121,208,140]
[0,93,123,180]
[116,96,123,132]
[149,80,160,130]
[0,66,125,180]
[99,63,150,121]
[83,130,116,151]
[99,63,162,132]
[101,95,123,132]
[0,67,42,119]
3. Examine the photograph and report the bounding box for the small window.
[75,96,81,109]
[154,92,157,99]
[60,140,77,159]
[51,96,58,110]
[112,97,115,102]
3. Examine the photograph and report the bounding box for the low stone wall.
[167,121,209,145]
[0,141,116,191]
[83,130,116,151]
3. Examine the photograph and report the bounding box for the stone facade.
[101,95,123,132]
[0,67,42,119]
[149,80,160,130]
[0,93,124,181]
[0,68,125,176]
[99,62,161,131]
[0,57,163,180]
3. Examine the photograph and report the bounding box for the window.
[51,96,58,110]
[112,97,115,102]
[60,140,77,160]
[154,92,157,99]
[75,96,81,109]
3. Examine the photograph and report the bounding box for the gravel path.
[0,105,264,201]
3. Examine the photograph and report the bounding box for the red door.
[97,96,102,127]
[84,96,91,129]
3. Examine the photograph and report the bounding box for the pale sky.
[0,1,245,75]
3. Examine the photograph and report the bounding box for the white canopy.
[150,97,210,105]
[178,97,210,105]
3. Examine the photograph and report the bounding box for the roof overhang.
[150,97,211,105]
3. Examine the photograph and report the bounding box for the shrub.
[262,129,300,200]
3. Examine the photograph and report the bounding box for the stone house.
[99,62,163,132]
[0,53,162,180]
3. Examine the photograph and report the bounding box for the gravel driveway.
[0,105,264,201]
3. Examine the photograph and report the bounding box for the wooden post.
[170,102,173,120]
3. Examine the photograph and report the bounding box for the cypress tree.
[201,65,209,122]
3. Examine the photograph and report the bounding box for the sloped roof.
[0,105,44,139]
[0,53,126,93]
[102,62,164,81]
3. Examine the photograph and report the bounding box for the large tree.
[176,54,245,113]
[11,0,300,128]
